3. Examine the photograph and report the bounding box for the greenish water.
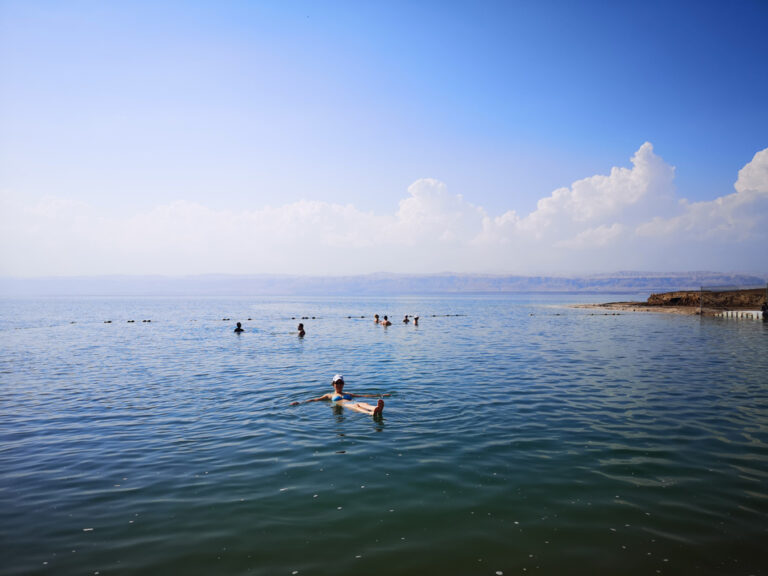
[1,295,766,575]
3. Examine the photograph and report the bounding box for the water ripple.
[1,295,766,575]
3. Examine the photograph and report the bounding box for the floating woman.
[291,374,387,418]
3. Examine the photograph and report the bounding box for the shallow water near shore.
[1,294,767,576]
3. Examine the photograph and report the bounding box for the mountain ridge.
[1,272,765,297]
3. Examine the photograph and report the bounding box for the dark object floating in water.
[128,320,135,323]
[222,318,230,321]
[247,317,252,321]
[104,320,112,323]
[142,319,151,323]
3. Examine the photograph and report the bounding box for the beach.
[573,301,704,315]
[575,287,767,316]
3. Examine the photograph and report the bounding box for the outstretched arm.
[291,393,331,406]
[350,392,391,398]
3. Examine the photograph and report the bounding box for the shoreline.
[575,288,766,317]
[573,302,713,316]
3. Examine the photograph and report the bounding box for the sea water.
[1,295,766,576]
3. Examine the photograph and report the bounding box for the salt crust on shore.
[573,302,708,316]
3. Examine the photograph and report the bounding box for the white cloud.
[556,223,624,249]
[475,142,677,255]
[735,147,768,195]
[393,178,485,244]
[1,143,766,276]
[636,147,768,241]
[517,142,676,237]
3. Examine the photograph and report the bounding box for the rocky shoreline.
[575,288,767,316]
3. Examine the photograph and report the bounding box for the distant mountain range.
[1,272,765,297]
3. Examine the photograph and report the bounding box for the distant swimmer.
[291,374,388,418]
[762,302,768,321]
[374,314,380,324]
[403,315,409,324]
[298,322,305,337]
[414,316,419,326]
[381,315,392,326]
[234,322,244,333]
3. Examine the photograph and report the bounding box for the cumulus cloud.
[735,148,768,195]
[393,178,485,244]
[478,142,677,249]
[1,143,766,276]
[531,142,674,224]
[556,223,624,249]
[636,147,768,242]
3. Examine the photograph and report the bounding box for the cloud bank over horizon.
[1,143,767,277]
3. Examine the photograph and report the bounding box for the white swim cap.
[332,374,344,384]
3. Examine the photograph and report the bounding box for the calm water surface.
[1,295,766,575]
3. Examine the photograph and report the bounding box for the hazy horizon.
[2,270,765,298]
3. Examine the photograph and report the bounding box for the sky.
[1,0,767,277]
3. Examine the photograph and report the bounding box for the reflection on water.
[1,295,766,576]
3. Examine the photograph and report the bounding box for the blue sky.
[1,0,767,276]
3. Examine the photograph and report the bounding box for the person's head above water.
[332,374,344,389]
[236,322,242,328]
